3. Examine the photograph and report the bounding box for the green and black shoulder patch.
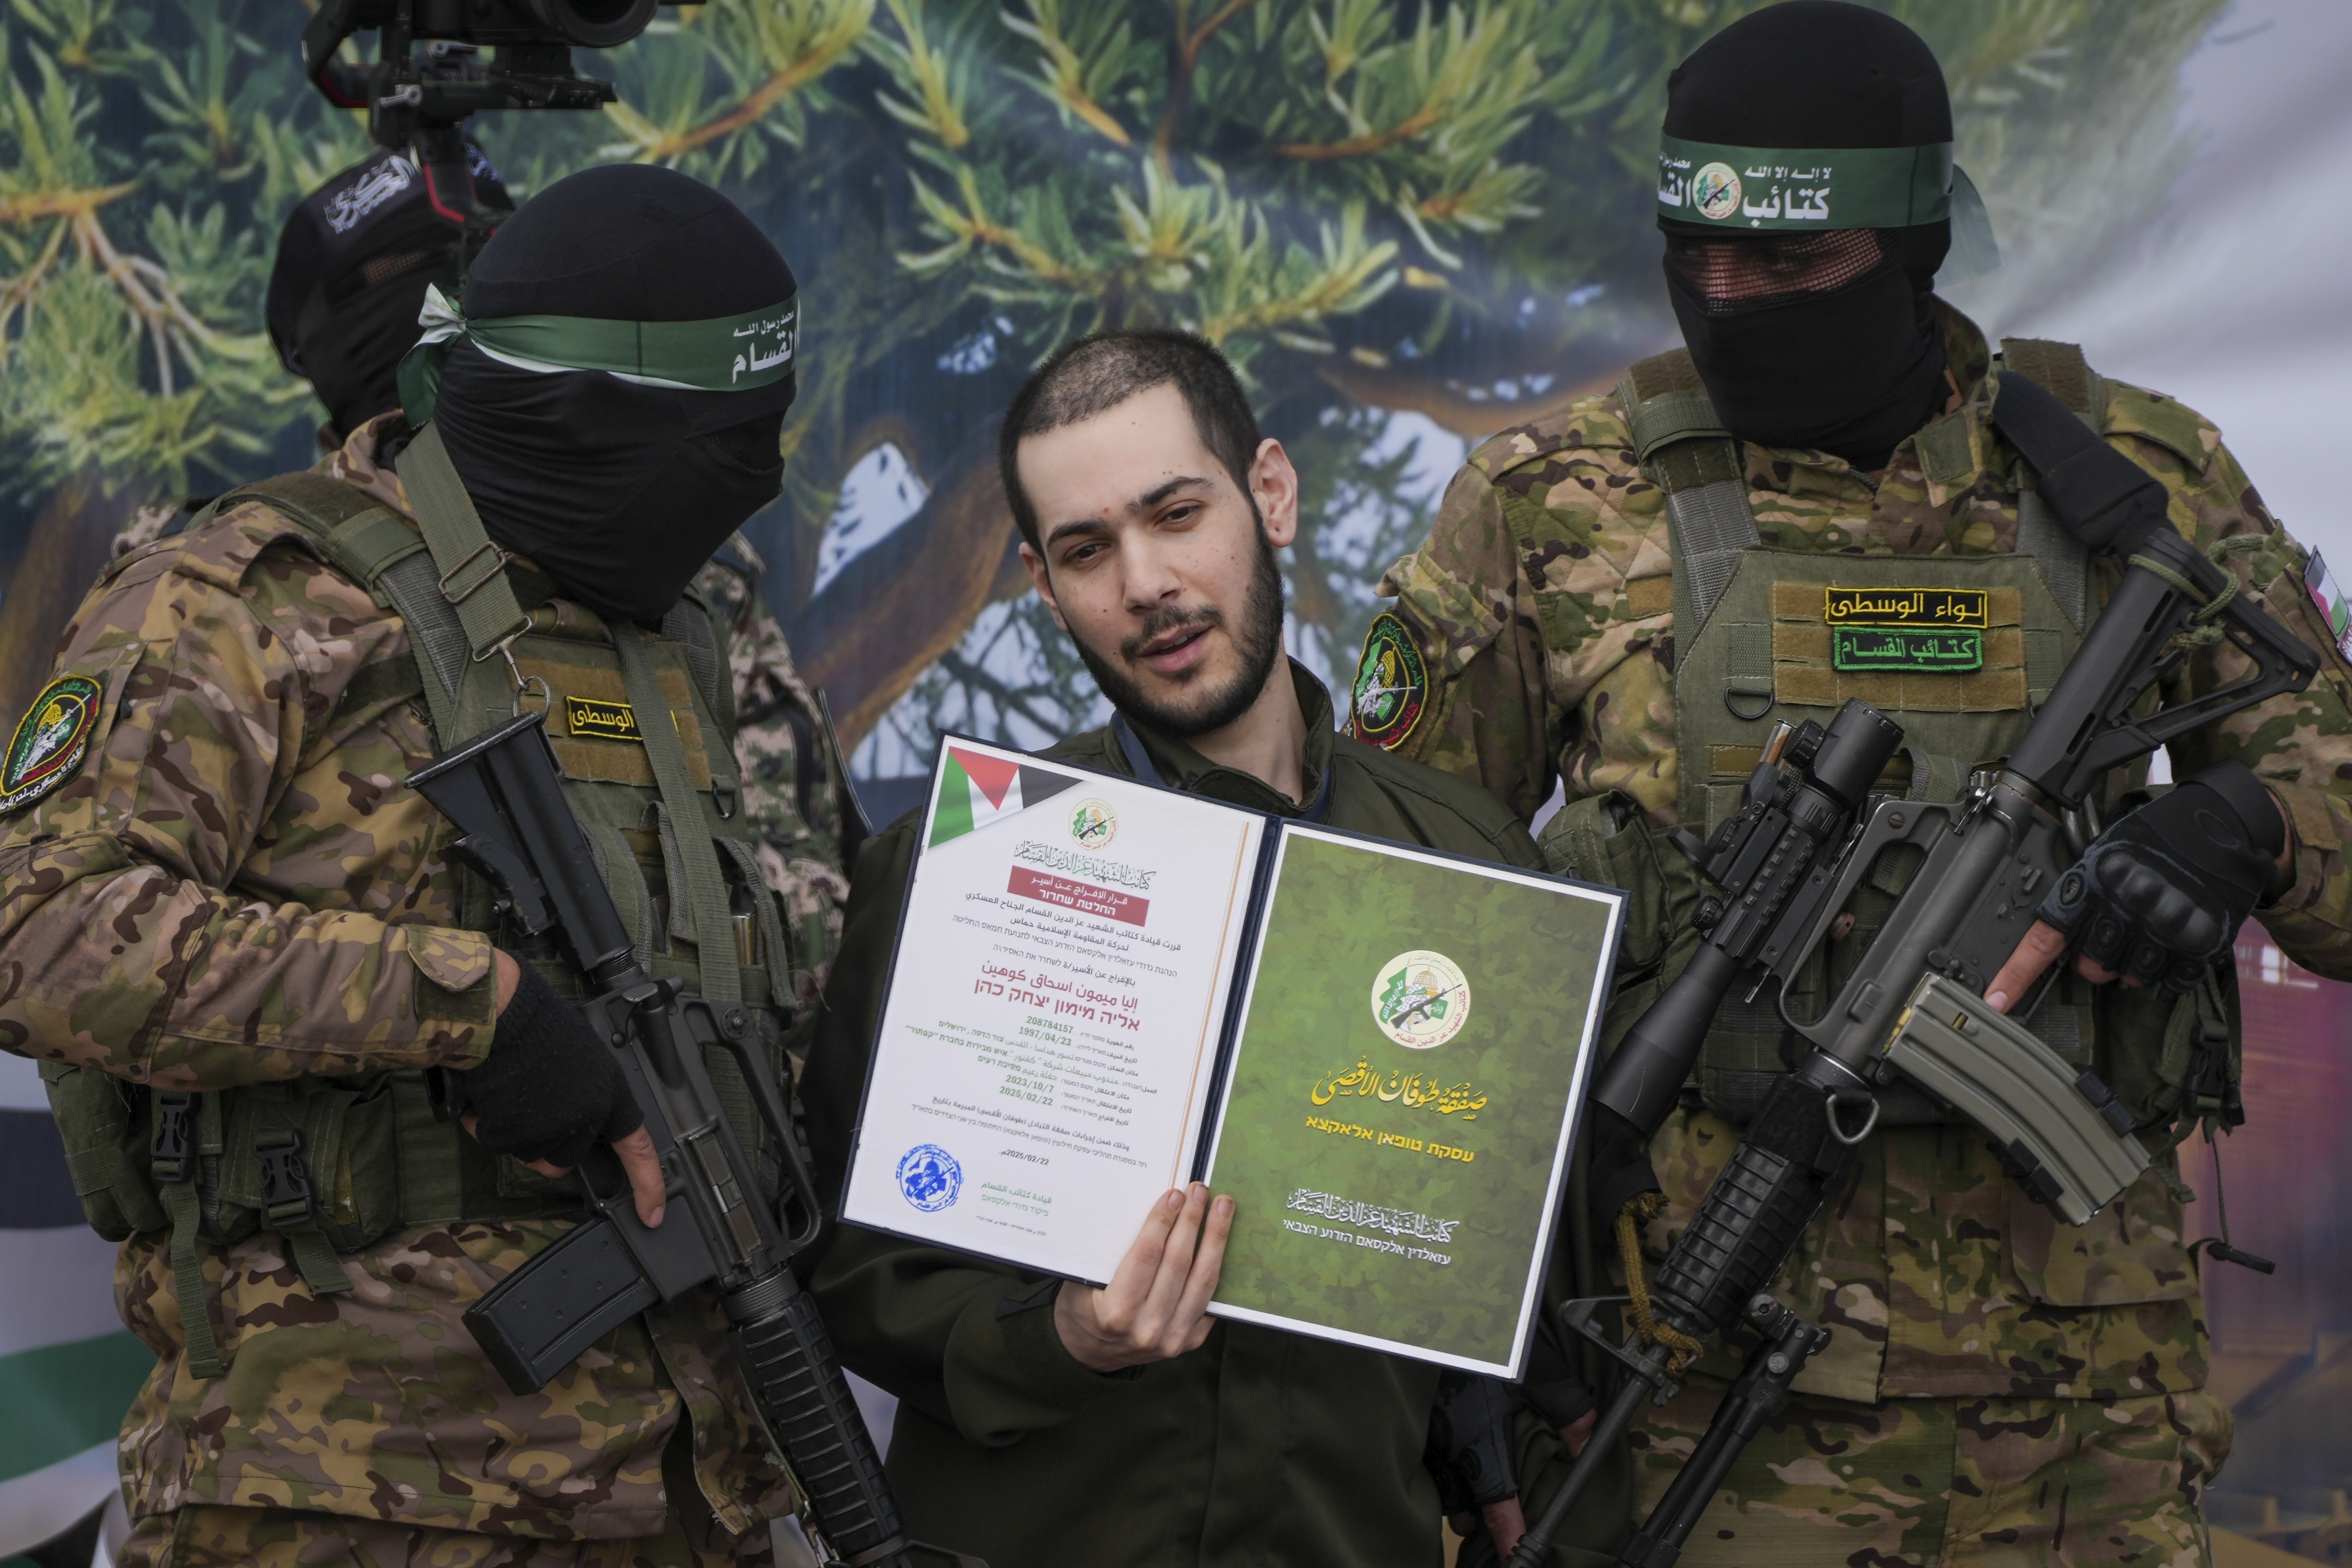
[1350,612,1429,751]
[0,674,105,814]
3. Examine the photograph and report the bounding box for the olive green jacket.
[800,663,1541,1568]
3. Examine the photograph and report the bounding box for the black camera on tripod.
[300,0,702,227]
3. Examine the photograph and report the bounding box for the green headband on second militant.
[1657,136,1958,229]
[397,283,800,423]
[1655,134,2000,284]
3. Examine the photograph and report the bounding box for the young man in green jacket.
[799,329,1543,1566]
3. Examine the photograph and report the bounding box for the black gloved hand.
[1519,1330,1598,1441]
[2036,761,2283,991]
[1583,1103,1663,1240]
[452,957,644,1170]
[1424,1370,1520,1518]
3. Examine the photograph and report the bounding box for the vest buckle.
[151,1093,195,1184]
[437,539,515,606]
[255,1128,316,1228]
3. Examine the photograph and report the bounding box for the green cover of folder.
[1201,827,1619,1375]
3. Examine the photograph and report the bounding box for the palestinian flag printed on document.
[928,743,1081,847]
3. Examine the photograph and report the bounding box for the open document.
[839,736,1624,1377]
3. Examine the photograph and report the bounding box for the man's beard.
[1069,526,1287,739]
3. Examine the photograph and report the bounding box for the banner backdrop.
[0,1,2345,1561]
[0,1053,150,1562]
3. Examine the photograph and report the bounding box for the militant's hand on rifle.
[1985,763,2294,1013]
[451,950,668,1227]
[413,699,965,1567]
[1425,1333,1603,1562]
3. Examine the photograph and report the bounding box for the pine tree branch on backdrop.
[0,0,2233,766]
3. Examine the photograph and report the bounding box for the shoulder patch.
[0,675,103,813]
[1349,612,1428,751]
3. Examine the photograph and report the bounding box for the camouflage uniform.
[113,497,206,561]
[1366,305,2352,1565]
[110,478,848,1002]
[688,537,851,1018]
[0,416,848,1565]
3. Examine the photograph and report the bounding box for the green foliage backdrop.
[0,0,2224,768]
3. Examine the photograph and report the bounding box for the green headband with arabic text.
[1655,136,2000,283]
[396,283,800,425]
[1657,137,1956,229]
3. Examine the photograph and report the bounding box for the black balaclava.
[424,164,797,627]
[1661,2,1954,469]
[266,145,513,443]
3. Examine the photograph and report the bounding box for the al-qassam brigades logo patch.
[1,674,103,813]
[1692,162,1741,222]
[1371,949,1470,1049]
[1351,612,1427,751]
[1069,798,1117,849]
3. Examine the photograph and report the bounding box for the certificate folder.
[839,735,1624,1377]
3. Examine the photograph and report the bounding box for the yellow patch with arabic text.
[1821,586,1989,629]
[566,695,641,741]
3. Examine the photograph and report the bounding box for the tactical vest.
[1537,341,2239,1143]
[40,425,802,1378]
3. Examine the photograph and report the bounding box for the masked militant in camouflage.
[0,165,851,1566]
[1363,9,2352,1564]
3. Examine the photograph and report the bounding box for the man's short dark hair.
[998,328,1262,554]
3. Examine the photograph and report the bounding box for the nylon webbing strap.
[282,1221,350,1295]
[2000,338,2104,422]
[1699,992,1784,1125]
[1623,387,1730,463]
[192,473,470,746]
[663,598,726,720]
[161,1180,225,1378]
[250,1095,354,1297]
[325,505,426,572]
[396,424,530,660]
[664,604,741,812]
[1904,748,1970,804]
[1991,368,2169,557]
[391,1074,466,1225]
[377,552,470,738]
[715,834,796,1005]
[66,1143,133,1198]
[2015,490,2089,632]
[1673,482,1764,637]
[582,819,658,967]
[614,626,740,1010]
[152,1091,225,1379]
[2000,339,2099,632]
[1620,354,1759,643]
[615,628,759,1160]
[650,802,696,948]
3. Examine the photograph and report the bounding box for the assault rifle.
[1505,372,2321,1568]
[409,712,980,1568]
